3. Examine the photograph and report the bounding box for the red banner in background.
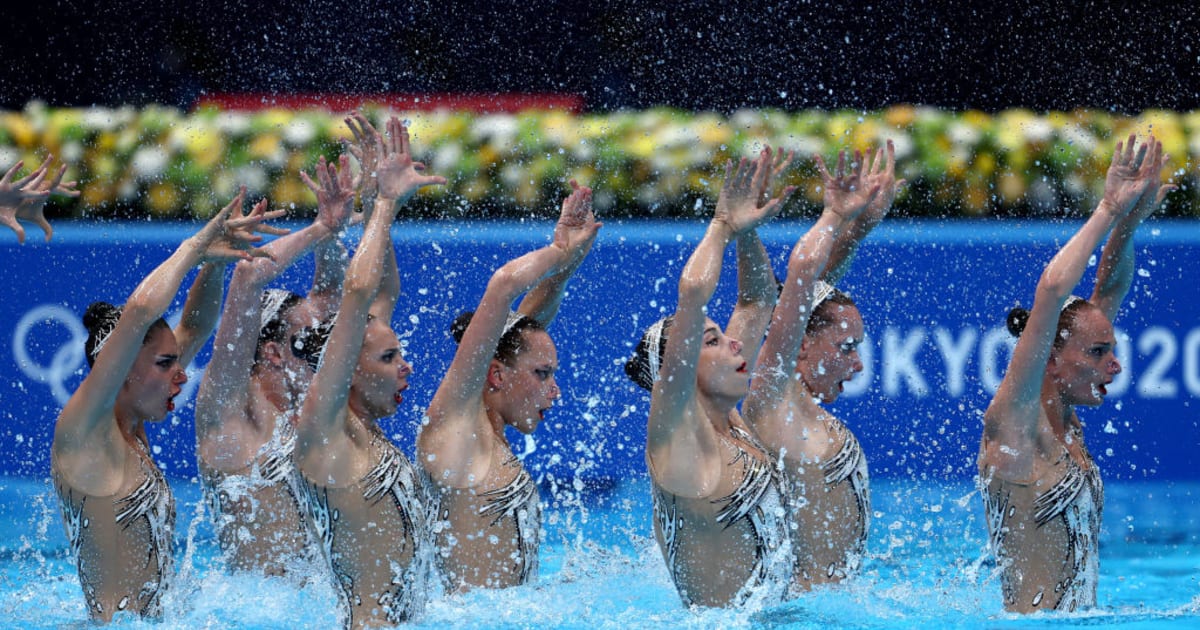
[193,93,585,113]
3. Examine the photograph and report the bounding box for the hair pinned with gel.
[805,286,857,336]
[257,289,304,361]
[626,316,674,391]
[1006,295,1093,349]
[82,301,170,368]
[451,310,545,366]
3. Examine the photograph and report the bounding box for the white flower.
[216,112,252,136]
[432,144,463,175]
[83,109,122,132]
[882,132,914,160]
[131,146,170,179]
[777,135,825,157]
[948,122,982,147]
[284,118,317,146]
[1060,124,1097,152]
[235,165,270,196]
[0,147,19,171]
[1022,119,1055,143]
[60,141,84,163]
[471,115,518,145]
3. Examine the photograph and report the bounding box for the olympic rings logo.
[13,305,87,405]
[11,304,207,407]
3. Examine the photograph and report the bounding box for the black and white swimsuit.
[54,445,175,620]
[296,432,430,625]
[200,416,314,572]
[423,450,541,588]
[820,420,870,573]
[652,426,792,607]
[984,450,1103,611]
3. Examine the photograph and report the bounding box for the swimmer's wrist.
[1095,199,1122,218]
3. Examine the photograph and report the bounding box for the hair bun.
[1006,307,1030,337]
[83,302,119,331]
[450,311,475,344]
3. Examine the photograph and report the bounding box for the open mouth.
[736,361,748,374]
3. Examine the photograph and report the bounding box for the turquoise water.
[1,475,1198,628]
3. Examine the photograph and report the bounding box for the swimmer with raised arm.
[195,149,358,576]
[979,135,1170,613]
[0,154,78,243]
[625,153,796,608]
[419,180,600,591]
[744,144,899,591]
[290,117,445,628]
[50,192,280,622]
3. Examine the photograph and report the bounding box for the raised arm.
[196,162,354,435]
[1091,142,1173,321]
[421,220,582,485]
[726,147,796,369]
[746,149,878,411]
[0,155,78,243]
[344,112,404,322]
[518,180,601,326]
[54,190,281,451]
[826,140,904,284]
[648,158,788,454]
[297,118,444,446]
[984,135,1158,475]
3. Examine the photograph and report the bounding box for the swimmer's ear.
[261,341,287,367]
[486,360,506,391]
[797,336,812,361]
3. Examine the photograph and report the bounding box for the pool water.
[1,475,1198,629]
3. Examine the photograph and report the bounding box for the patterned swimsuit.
[200,417,313,573]
[423,448,541,589]
[984,449,1103,611]
[296,432,430,626]
[54,444,175,620]
[652,426,792,607]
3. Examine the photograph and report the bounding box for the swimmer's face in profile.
[118,324,187,422]
[798,303,865,403]
[1049,306,1120,407]
[696,318,750,400]
[350,317,412,420]
[493,329,560,434]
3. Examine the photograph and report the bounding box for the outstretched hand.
[1126,138,1174,225]
[1101,134,1160,217]
[301,154,356,233]
[714,155,794,235]
[753,146,796,209]
[862,140,905,226]
[193,188,289,263]
[374,116,447,209]
[0,155,79,243]
[550,179,602,260]
[344,111,381,220]
[815,149,881,221]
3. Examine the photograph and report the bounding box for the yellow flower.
[147,182,181,216]
[884,105,916,128]
[3,114,36,148]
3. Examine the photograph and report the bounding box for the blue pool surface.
[2,475,1198,629]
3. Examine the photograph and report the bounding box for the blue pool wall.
[3,219,1197,483]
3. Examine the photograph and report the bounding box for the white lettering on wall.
[979,326,1015,393]
[1184,328,1200,397]
[883,327,929,397]
[934,327,977,397]
[1138,326,1179,398]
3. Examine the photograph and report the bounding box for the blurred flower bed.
[1,102,1197,220]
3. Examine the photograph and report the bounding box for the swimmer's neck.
[251,365,302,417]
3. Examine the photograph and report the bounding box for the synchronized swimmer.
[10,118,1173,625]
